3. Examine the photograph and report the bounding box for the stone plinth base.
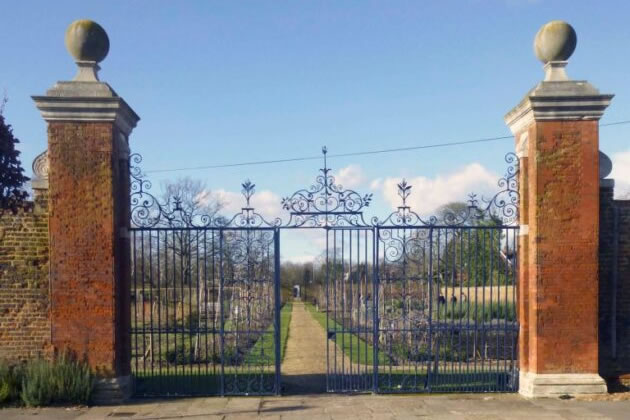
[519,372,607,398]
[92,375,133,405]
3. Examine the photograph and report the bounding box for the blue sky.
[2,1,629,261]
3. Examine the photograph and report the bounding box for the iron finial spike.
[321,146,329,221]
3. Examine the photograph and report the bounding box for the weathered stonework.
[0,192,51,362]
[45,121,131,376]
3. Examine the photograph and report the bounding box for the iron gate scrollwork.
[373,163,519,393]
[129,148,519,396]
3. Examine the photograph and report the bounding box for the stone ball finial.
[65,19,109,63]
[534,20,577,64]
[599,151,613,179]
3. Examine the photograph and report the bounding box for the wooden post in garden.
[32,20,139,402]
[505,21,612,397]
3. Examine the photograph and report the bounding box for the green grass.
[435,301,516,323]
[244,302,292,365]
[305,303,389,366]
[134,304,291,396]
[375,370,517,393]
[134,371,276,396]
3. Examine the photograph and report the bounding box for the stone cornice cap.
[31,19,139,136]
[504,80,613,134]
[505,21,613,134]
[32,85,139,136]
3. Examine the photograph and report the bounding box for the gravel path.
[281,301,352,393]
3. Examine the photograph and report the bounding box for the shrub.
[20,359,54,407]
[20,354,93,407]
[436,301,516,323]
[0,361,23,405]
[49,353,92,405]
[165,346,195,365]
[183,310,199,329]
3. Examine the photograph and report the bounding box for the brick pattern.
[599,187,630,379]
[525,120,600,374]
[517,153,529,373]
[48,122,130,376]
[0,192,51,362]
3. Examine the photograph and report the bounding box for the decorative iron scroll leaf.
[281,147,373,227]
[32,150,49,180]
[130,154,280,228]
[130,153,167,227]
[131,153,215,227]
[214,180,282,228]
[375,152,519,227]
[378,228,434,264]
[223,229,276,267]
[477,152,519,225]
[130,150,518,230]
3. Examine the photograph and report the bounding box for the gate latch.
[327,331,336,340]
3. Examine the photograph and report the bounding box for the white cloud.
[214,188,282,220]
[334,164,366,189]
[611,150,630,198]
[369,178,383,191]
[195,189,218,207]
[282,254,317,264]
[283,229,327,250]
[281,229,327,263]
[377,163,499,215]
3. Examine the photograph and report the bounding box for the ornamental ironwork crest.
[130,148,518,229]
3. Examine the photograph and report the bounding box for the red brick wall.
[526,120,600,374]
[0,192,51,362]
[599,188,630,380]
[48,122,130,376]
[515,136,530,373]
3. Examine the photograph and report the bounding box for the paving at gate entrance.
[3,393,630,419]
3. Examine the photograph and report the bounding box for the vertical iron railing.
[374,225,519,393]
[325,227,376,392]
[131,227,280,397]
[129,150,519,395]
[273,229,282,395]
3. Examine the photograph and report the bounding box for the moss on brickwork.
[47,121,130,377]
[0,191,51,362]
[527,121,601,373]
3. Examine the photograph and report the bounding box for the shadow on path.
[282,373,327,394]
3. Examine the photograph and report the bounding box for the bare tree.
[134,177,224,362]
[161,178,224,361]
[161,177,223,227]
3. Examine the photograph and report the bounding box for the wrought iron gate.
[374,223,519,393]
[324,227,377,392]
[130,164,282,396]
[129,149,519,396]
